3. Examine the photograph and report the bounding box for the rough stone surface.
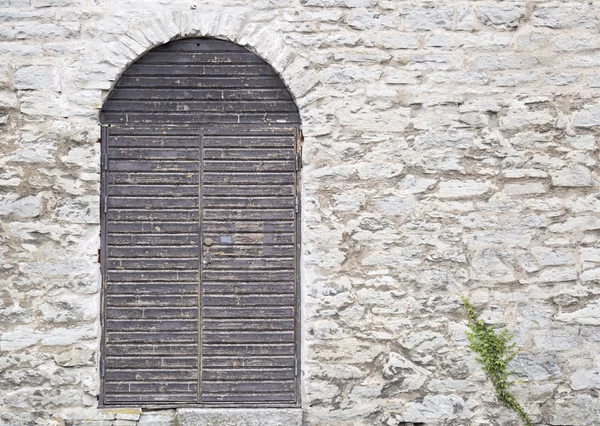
[177,409,302,426]
[0,1,599,426]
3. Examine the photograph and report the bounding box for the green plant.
[461,296,532,426]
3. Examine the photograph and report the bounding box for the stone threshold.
[176,408,303,426]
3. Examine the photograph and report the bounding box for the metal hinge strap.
[294,358,298,377]
[295,196,299,214]
[103,195,108,214]
[100,357,105,377]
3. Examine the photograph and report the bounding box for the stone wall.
[0,0,599,425]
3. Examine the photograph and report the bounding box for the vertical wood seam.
[197,128,204,403]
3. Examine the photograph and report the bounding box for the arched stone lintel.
[84,9,319,130]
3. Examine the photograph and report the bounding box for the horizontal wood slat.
[109,88,293,102]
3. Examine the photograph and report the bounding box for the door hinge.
[295,196,299,214]
[100,357,105,377]
[103,151,108,171]
[295,153,301,171]
[103,195,108,214]
[294,358,298,377]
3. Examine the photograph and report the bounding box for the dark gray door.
[100,38,301,407]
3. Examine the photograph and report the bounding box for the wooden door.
[100,38,301,407]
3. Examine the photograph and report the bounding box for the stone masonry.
[1,1,600,425]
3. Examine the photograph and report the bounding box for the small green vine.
[461,296,532,426]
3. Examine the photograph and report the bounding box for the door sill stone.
[176,408,303,426]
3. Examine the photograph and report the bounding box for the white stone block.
[14,65,60,91]
[477,2,526,29]
[551,165,595,187]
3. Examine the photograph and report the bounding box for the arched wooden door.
[99,38,302,407]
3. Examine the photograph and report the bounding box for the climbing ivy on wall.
[461,296,533,426]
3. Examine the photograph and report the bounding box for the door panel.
[199,128,298,405]
[102,127,201,405]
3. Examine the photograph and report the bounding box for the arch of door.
[99,37,302,407]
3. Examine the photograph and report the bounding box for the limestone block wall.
[0,1,599,425]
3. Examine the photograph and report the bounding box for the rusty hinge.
[97,138,102,144]
[97,249,101,264]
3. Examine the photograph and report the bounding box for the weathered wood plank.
[108,222,199,233]
[106,356,198,369]
[122,64,274,77]
[104,394,198,403]
[203,172,294,185]
[203,136,295,148]
[106,320,197,332]
[201,368,294,380]
[108,161,199,173]
[202,307,295,319]
[109,88,293,102]
[101,112,300,125]
[202,271,294,283]
[202,344,295,356]
[201,381,294,393]
[107,173,199,185]
[108,185,198,197]
[106,332,198,344]
[108,148,198,160]
[202,282,295,295]
[206,257,295,270]
[106,344,197,356]
[108,246,199,258]
[202,209,294,221]
[106,307,198,319]
[201,393,295,403]
[202,357,295,368]
[104,382,197,393]
[107,234,199,246]
[202,221,294,233]
[204,148,294,160]
[201,197,294,209]
[107,209,199,222]
[107,271,199,282]
[151,39,251,53]
[139,52,262,63]
[105,100,297,113]
[108,135,199,148]
[107,258,199,270]
[203,233,294,245]
[202,186,294,197]
[202,295,295,306]
[106,294,197,307]
[202,319,294,331]
[108,197,199,209]
[105,369,198,381]
[106,284,198,296]
[116,76,286,89]
[204,245,295,257]
[202,160,295,173]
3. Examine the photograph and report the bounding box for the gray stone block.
[176,409,303,426]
